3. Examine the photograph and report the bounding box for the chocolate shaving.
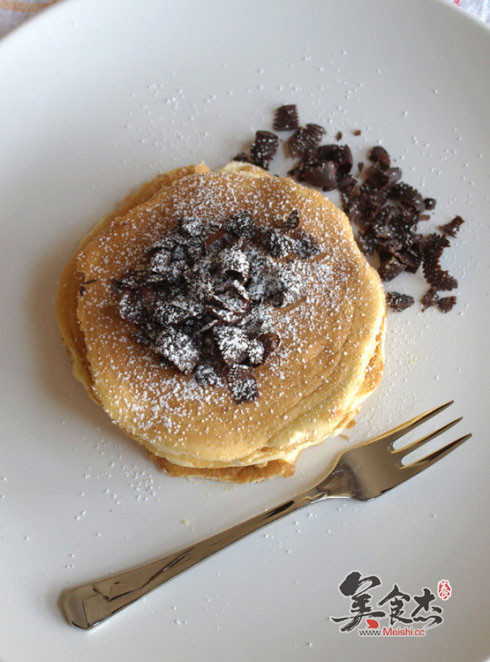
[113,210,319,403]
[227,366,258,404]
[421,287,456,313]
[336,131,343,141]
[422,233,458,291]
[297,161,338,191]
[250,130,279,170]
[273,104,299,131]
[289,124,325,157]
[353,129,362,136]
[439,215,464,237]
[386,291,415,311]
[368,146,391,169]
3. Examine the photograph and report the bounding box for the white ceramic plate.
[0,1,488,660]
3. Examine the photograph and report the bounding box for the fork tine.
[402,434,472,477]
[394,417,462,458]
[367,400,454,448]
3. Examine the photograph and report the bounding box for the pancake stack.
[56,162,386,482]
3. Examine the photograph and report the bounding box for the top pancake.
[62,164,385,469]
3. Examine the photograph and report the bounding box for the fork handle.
[60,488,320,629]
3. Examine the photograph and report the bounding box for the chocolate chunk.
[178,217,204,237]
[282,209,300,231]
[250,130,279,169]
[389,182,425,211]
[421,287,439,311]
[316,144,353,176]
[378,256,406,281]
[214,326,250,365]
[298,161,338,190]
[437,296,457,313]
[227,366,259,404]
[155,330,199,374]
[422,233,458,290]
[258,331,280,358]
[273,104,299,131]
[247,339,266,366]
[439,215,464,237]
[353,129,362,136]
[368,146,391,169]
[226,211,256,238]
[289,123,326,157]
[149,249,172,274]
[263,229,294,257]
[424,197,437,211]
[386,291,415,311]
[292,229,320,258]
[365,164,402,189]
[119,292,143,323]
[218,247,250,281]
[266,264,302,307]
[336,131,343,141]
[194,363,224,388]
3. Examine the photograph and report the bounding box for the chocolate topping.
[230,104,463,312]
[250,130,279,170]
[273,104,300,131]
[112,211,320,403]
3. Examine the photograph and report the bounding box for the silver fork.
[60,401,470,630]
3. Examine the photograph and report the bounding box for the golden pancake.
[56,163,386,482]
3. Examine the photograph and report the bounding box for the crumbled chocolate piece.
[386,291,414,311]
[368,146,391,169]
[263,229,294,257]
[218,247,250,281]
[289,124,325,157]
[389,182,425,211]
[227,366,258,404]
[297,161,338,191]
[247,339,266,366]
[421,287,438,310]
[258,331,280,358]
[336,131,343,141]
[273,104,299,131]
[194,363,224,388]
[437,296,457,313]
[439,215,464,237]
[113,210,320,402]
[378,255,406,281]
[357,162,364,173]
[250,130,279,169]
[421,287,456,312]
[226,211,256,238]
[422,233,458,291]
[353,129,362,136]
[214,326,250,365]
[365,164,402,189]
[315,144,353,176]
[419,214,431,221]
[292,229,320,258]
[424,197,437,211]
[155,330,199,374]
[282,209,300,231]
